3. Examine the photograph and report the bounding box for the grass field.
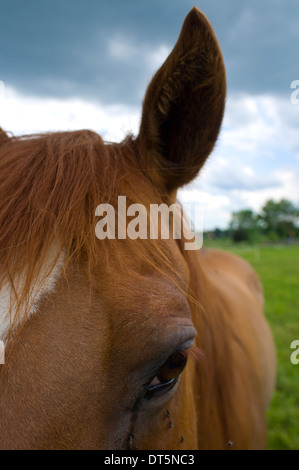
[203,239,299,450]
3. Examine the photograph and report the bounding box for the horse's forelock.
[0,130,113,338]
[0,130,187,340]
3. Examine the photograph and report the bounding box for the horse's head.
[0,7,226,449]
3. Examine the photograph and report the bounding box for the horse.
[0,7,276,450]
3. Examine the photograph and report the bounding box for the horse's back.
[201,248,264,308]
[197,248,276,448]
[201,247,276,379]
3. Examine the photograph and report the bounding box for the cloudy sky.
[0,0,298,229]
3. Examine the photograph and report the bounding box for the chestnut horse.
[0,8,275,450]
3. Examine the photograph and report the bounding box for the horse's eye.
[145,348,189,399]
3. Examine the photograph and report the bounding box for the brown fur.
[0,7,275,449]
[137,8,226,190]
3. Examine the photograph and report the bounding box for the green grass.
[203,239,299,450]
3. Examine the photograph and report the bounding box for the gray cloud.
[0,0,298,105]
[205,169,280,192]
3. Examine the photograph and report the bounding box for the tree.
[259,199,299,238]
[229,209,261,243]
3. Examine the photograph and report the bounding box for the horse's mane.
[184,247,250,449]
[0,128,185,340]
[0,129,110,336]
[0,128,110,273]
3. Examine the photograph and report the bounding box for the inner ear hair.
[137,7,226,192]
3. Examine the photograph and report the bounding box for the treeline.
[209,199,299,243]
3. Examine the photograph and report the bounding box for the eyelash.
[145,377,178,400]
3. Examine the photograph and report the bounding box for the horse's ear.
[137,7,226,192]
